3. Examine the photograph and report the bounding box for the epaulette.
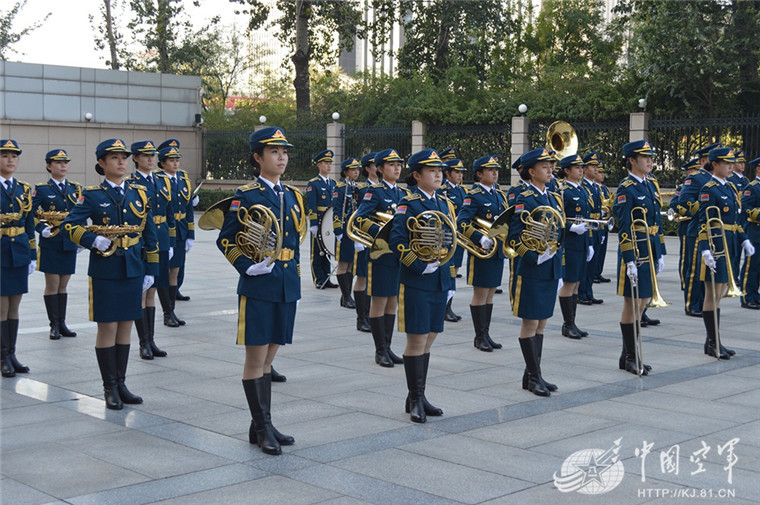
[371,182,384,188]
[704,180,718,188]
[749,179,760,186]
[18,180,31,189]
[469,187,483,195]
[436,193,449,201]
[239,182,262,192]
[284,183,301,194]
[336,181,346,188]
[520,189,535,197]
[86,185,103,190]
[621,179,636,187]
[153,172,170,179]
[401,187,412,196]
[404,193,423,201]
[308,176,320,182]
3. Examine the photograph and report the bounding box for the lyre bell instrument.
[345,209,394,259]
[82,223,145,257]
[704,206,744,297]
[406,210,458,264]
[518,205,566,255]
[35,210,69,237]
[545,121,578,159]
[0,211,24,225]
[629,207,669,308]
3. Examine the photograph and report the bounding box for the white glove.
[570,222,588,235]
[422,260,440,275]
[479,235,494,250]
[702,250,716,271]
[537,249,556,265]
[601,234,606,244]
[336,234,343,242]
[354,242,366,252]
[743,240,756,257]
[77,247,85,254]
[657,257,665,274]
[93,235,112,252]
[586,245,594,263]
[41,226,53,238]
[310,225,318,235]
[192,195,200,207]
[626,261,638,283]
[185,238,194,253]
[142,275,154,291]
[168,247,174,260]
[28,261,36,275]
[246,259,275,276]
[557,278,564,292]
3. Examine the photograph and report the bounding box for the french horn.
[407,210,458,264]
[518,205,566,254]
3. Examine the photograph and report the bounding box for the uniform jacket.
[157,169,194,242]
[354,181,410,268]
[32,178,81,253]
[697,177,747,255]
[741,177,760,243]
[612,174,665,265]
[560,181,593,252]
[728,171,749,193]
[217,180,306,303]
[437,181,467,218]
[1,178,36,267]
[390,187,456,291]
[669,183,690,236]
[306,175,336,221]
[457,183,509,260]
[126,171,176,252]
[63,181,159,279]
[332,179,359,236]
[678,168,713,237]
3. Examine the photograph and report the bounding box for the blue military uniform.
[560,157,593,284]
[728,149,749,193]
[332,157,362,310]
[670,158,700,292]
[306,149,336,288]
[595,168,612,283]
[678,166,713,314]
[506,176,527,306]
[438,159,468,274]
[740,166,760,308]
[577,153,603,304]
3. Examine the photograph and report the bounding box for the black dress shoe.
[456,274,462,278]
[642,314,660,326]
[577,298,593,306]
[741,301,760,310]
[494,288,503,294]
[321,280,338,289]
[598,276,611,283]
[685,309,703,317]
[590,298,604,304]
[270,367,287,382]
[175,291,190,301]
[593,278,601,284]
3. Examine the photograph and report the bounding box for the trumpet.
[660,208,690,223]
[82,223,145,257]
[407,210,458,264]
[518,205,566,254]
[35,210,69,237]
[568,216,615,231]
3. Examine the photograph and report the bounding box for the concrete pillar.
[326,121,345,179]
[629,112,651,142]
[511,116,530,185]
[412,120,426,153]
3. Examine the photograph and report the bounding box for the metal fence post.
[327,121,345,179]
[629,112,651,142]
[412,121,426,153]
[511,115,530,185]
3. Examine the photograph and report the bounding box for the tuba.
[545,121,578,159]
[630,207,669,308]
[407,210,458,264]
[704,206,744,297]
[518,205,566,254]
[35,209,69,237]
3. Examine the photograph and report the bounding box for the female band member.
[216,127,306,455]
[353,149,409,368]
[698,147,755,359]
[558,154,592,339]
[1,139,35,378]
[390,149,454,423]
[63,139,159,408]
[333,157,362,309]
[612,140,664,376]
[457,155,509,352]
[507,148,562,397]
[439,157,467,322]
[33,149,82,340]
[351,152,379,332]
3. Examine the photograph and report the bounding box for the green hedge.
[196,189,235,211]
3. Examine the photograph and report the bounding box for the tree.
[198,25,258,110]
[231,0,362,121]
[0,0,50,60]
[90,0,128,69]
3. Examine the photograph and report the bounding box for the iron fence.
[425,124,512,184]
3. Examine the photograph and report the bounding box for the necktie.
[5,180,12,191]
[115,186,123,197]
[147,175,153,185]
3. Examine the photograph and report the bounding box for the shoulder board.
[519,189,535,197]
[86,185,103,190]
[621,179,636,187]
[179,169,189,176]
[308,176,320,182]
[18,180,31,189]
[469,187,483,194]
[239,182,262,191]
[153,172,170,179]
[436,193,449,201]
[336,181,346,188]
[371,183,383,188]
[284,184,302,194]
[404,193,422,201]
[129,183,147,193]
[401,188,412,196]
[704,181,717,188]
[749,179,760,186]
[438,184,447,190]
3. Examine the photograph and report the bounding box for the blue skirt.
[367,260,399,297]
[512,276,558,320]
[466,254,504,288]
[236,296,295,346]
[353,247,369,277]
[169,240,186,268]
[338,234,355,263]
[451,245,465,269]
[399,284,446,334]
[0,265,28,296]
[38,248,77,275]
[562,248,587,283]
[616,258,653,299]
[153,251,170,288]
[90,276,142,322]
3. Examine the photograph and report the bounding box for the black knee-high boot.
[519,337,549,397]
[146,307,166,357]
[1,320,15,377]
[256,373,294,445]
[703,310,729,359]
[95,347,123,410]
[470,305,492,352]
[384,314,403,364]
[406,353,443,416]
[403,354,426,423]
[620,322,648,375]
[270,366,287,382]
[370,316,392,367]
[337,273,356,308]
[354,290,371,332]
[483,303,501,349]
[157,288,179,327]
[534,334,557,391]
[7,320,28,373]
[559,296,582,339]
[572,295,588,337]
[169,286,185,326]
[114,344,143,404]
[44,294,62,340]
[716,309,734,356]
[242,377,281,455]
[58,293,77,337]
[136,309,153,360]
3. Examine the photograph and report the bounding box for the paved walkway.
[2,230,759,505]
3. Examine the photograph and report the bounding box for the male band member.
[577,153,604,305]
[438,155,467,322]
[127,140,174,359]
[639,169,668,328]
[33,149,82,340]
[740,157,760,309]
[351,152,378,332]
[594,162,612,283]
[333,157,361,309]
[506,161,528,310]
[728,149,748,280]
[307,149,338,289]
[678,142,721,316]
[671,158,700,294]
[1,139,35,378]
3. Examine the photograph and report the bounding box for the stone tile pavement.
[2,230,759,504]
